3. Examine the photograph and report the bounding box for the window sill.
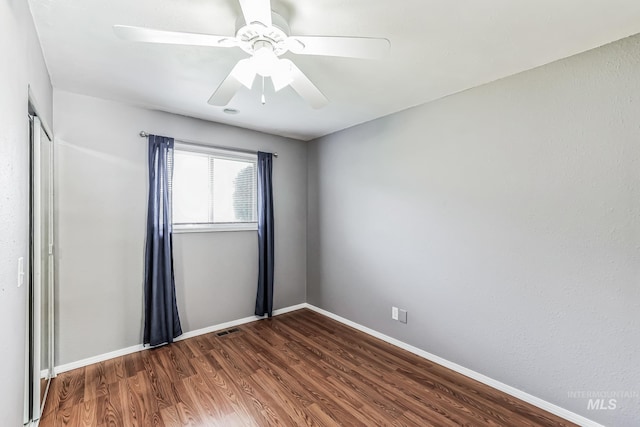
[173,223,258,233]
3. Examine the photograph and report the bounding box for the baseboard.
[55,343,147,374]
[304,304,603,427]
[54,303,307,374]
[176,303,307,341]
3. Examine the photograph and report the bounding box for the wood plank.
[139,350,174,411]
[104,356,126,384]
[169,380,203,426]
[124,351,143,378]
[56,367,86,410]
[84,362,108,402]
[95,383,124,427]
[189,355,257,424]
[55,403,81,426]
[78,399,98,427]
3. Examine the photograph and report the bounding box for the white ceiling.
[29,0,640,141]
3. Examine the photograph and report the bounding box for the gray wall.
[0,0,52,425]
[307,35,640,426]
[54,90,306,365]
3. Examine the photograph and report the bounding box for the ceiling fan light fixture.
[233,59,257,89]
[253,41,279,77]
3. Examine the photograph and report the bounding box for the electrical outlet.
[399,309,408,324]
[391,306,399,320]
[17,257,24,287]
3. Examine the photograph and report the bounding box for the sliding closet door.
[29,116,54,422]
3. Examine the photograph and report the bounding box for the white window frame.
[172,142,258,233]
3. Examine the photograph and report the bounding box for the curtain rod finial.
[139,131,148,138]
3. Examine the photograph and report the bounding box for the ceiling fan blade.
[271,60,294,92]
[286,36,390,59]
[113,25,237,47]
[280,59,328,109]
[238,0,272,27]
[208,76,242,106]
[208,58,257,106]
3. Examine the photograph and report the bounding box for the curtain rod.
[139,131,278,158]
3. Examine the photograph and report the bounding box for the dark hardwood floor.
[40,309,577,426]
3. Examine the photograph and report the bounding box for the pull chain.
[261,76,266,105]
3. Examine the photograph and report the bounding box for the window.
[171,143,257,232]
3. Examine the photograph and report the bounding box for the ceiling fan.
[113,0,390,109]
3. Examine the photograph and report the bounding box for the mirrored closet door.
[26,115,55,424]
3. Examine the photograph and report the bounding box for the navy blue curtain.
[255,152,275,317]
[144,135,182,346]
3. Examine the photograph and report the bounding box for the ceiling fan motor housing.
[235,12,293,57]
